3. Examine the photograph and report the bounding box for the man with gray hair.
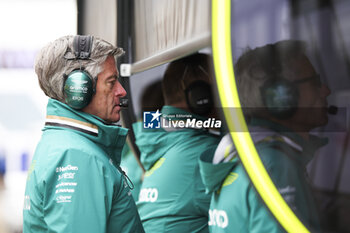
[200,40,331,232]
[23,35,144,233]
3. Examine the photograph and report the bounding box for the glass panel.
[231,0,350,232]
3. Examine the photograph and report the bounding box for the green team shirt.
[134,106,221,233]
[199,118,326,233]
[23,99,144,233]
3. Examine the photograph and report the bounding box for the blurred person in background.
[23,35,144,233]
[134,53,222,232]
[0,184,9,233]
[0,151,7,232]
[200,40,331,232]
[121,80,164,200]
[0,150,5,190]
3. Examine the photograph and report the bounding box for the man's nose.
[115,81,127,98]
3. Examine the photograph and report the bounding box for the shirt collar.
[249,117,328,154]
[45,98,128,165]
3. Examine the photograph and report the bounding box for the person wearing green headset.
[23,35,144,233]
[200,40,331,232]
[134,53,222,232]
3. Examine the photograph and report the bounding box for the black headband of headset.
[73,35,93,60]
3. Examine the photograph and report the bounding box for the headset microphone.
[119,99,129,107]
[328,105,338,115]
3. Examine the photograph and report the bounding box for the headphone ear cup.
[185,81,213,116]
[64,70,94,109]
[260,79,299,119]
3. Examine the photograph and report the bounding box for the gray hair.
[35,35,124,102]
[234,40,307,117]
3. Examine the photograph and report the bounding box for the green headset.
[184,80,213,116]
[63,35,95,109]
[181,63,214,116]
[260,78,299,119]
[255,44,300,119]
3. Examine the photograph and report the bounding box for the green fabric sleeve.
[258,146,300,213]
[245,145,303,233]
[43,149,113,232]
[41,149,144,233]
[107,173,145,233]
[247,184,286,233]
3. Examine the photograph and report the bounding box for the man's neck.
[269,118,311,141]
